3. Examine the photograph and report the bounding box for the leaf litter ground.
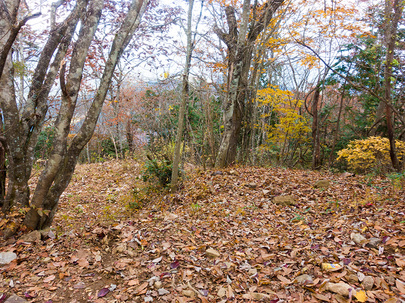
[0,160,404,302]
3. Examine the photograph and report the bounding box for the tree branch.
[296,40,405,126]
[0,12,41,79]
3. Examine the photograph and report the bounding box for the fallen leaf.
[128,279,139,286]
[43,275,55,283]
[354,290,367,302]
[136,282,148,295]
[97,287,110,298]
[396,279,405,293]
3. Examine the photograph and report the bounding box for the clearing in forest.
[0,160,404,302]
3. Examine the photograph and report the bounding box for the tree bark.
[23,0,149,230]
[312,87,321,170]
[214,0,284,168]
[383,0,403,172]
[0,0,149,230]
[171,0,202,189]
[328,84,346,166]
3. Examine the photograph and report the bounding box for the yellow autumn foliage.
[257,85,310,145]
[337,137,405,173]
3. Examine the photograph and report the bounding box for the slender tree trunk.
[171,0,196,189]
[328,84,346,166]
[126,119,134,155]
[384,0,403,172]
[312,87,321,170]
[0,118,6,209]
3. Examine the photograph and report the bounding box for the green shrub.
[142,154,173,187]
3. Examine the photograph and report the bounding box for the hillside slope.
[0,160,404,302]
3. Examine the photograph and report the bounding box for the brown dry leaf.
[277,275,292,284]
[227,285,234,299]
[2,162,404,302]
[128,279,139,286]
[136,282,148,295]
[396,258,405,267]
[77,257,89,268]
[396,279,405,293]
[43,275,55,283]
[313,293,330,301]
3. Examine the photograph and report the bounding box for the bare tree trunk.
[17,0,150,230]
[126,119,134,155]
[312,87,321,170]
[171,0,200,189]
[1,0,86,212]
[214,0,284,168]
[0,118,6,209]
[384,0,403,172]
[328,84,346,166]
[109,130,119,160]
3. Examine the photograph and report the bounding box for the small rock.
[0,251,17,265]
[182,289,195,298]
[357,271,365,282]
[21,230,41,243]
[262,189,271,196]
[273,195,295,206]
[158,288,170,295]
[325,282,353,297]
[345,273,358,284]
[115,243,127,253]
[164,213,178,221]
[294,274,313,284]
[366,237,381,249]
[217,287,227,297]
[5,295,27,303]
[341,172,355,178]
[251,293,270,300]
[212,171,223,176]
[206,248,220,258]
[248,268,257,276]
[362,276,374,290]
[245,183,257,189]
[154,281,162,289]
[314,179,331,189]
[350,232,367,245]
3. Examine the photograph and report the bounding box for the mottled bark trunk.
[126,120,134,154]
[23,0,149,230]
[312,87,321,170]
[1,0,85,213]
[328,85,345,166]
[383,0,403,172]
[214,0,284,168]
[172,0,200,189]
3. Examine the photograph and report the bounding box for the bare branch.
[296,40,405,125]
[0,12,41,79]
[51,0,65,30]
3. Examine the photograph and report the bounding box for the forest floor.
[0,159,404,303]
